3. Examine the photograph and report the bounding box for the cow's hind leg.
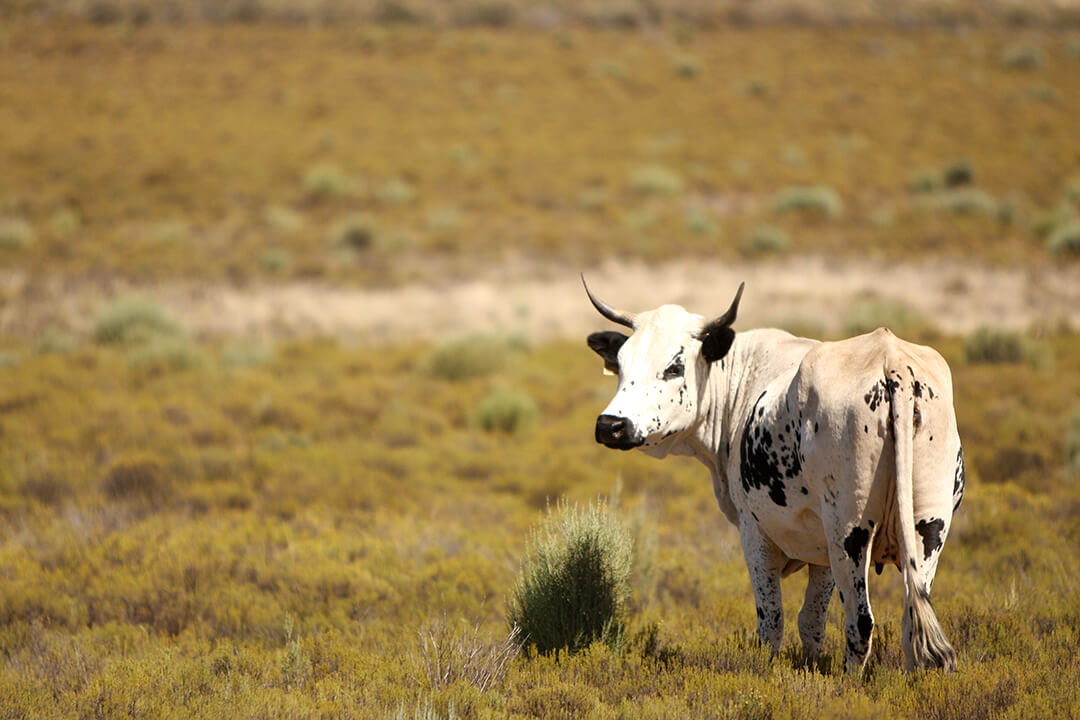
[739,520,787,653]
[827,519,876,674]
[798,564,834,660]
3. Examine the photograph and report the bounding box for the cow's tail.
[890,369,957,672]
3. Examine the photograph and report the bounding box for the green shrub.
[1066,407,1080,480]
[471,387,538,433]
[1002,44,1044,70]
[507,501,633,656]
[628,165,683,196]
[943,159,975,188]
[926,188,999,218]
[907,169,941,194]
[34,327,76,355]
[0,216,34,250]
[91,297,183,346]
[377,178,416,206]
[128,335,205,374]
[1031,202,1077,238]
[964,326,1025,364]
[424,206,462,233]
[673,54,701,77]
[453,2,515,27]
[330,213,379,251]
[844,297,928,336]
[771,185,843,219]
[221,340,274,368]
[259,247,292,274]
[741,225,790,256]
[50,208,81,236]
[684,207,718,236]
[303,163,357,198]
[428,335,515,381]
[1047,219,1080,256]
[264,205,305,235]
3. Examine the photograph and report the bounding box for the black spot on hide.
[915,518,945,561]
[844,526,870,565]
[953,447,965,512]
[739,391,804,507]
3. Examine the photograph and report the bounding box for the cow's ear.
[587,331,628,374]
[699,325,735,364]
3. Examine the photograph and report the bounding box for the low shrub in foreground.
[507,501,633,656]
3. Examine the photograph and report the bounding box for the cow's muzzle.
[595,415,643,450]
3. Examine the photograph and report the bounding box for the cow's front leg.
[739,520,787,653]
[798,564,834,659]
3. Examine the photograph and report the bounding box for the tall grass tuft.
[507,500,633,656]
[414,616,522,692]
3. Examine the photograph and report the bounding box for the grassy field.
[1,22,1079,293]
[1,323,1079,717]
[2,13,1080,720]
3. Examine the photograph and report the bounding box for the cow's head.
[584,275,744,457]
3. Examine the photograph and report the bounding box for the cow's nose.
[595,415,642,450]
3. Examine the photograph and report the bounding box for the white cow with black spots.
[584,276,962,673]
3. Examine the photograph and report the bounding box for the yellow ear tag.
[603,366,616,376]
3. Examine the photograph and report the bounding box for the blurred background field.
[2,2,1080,718]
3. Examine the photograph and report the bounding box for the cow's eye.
[662,358,684,380]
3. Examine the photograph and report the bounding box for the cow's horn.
[581,274,636,329]
[709,281,745,329]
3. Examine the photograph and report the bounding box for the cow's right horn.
[582,274,636,329]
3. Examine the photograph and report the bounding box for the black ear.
[587,331,629,372]
[700,326,735,364]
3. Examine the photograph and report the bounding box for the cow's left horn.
[707,281,745,330]
[582,274,636,329]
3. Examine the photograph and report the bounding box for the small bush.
[34,328,76,355]
[771,185,843,219]
[684,207,718,236]
[907,169,941,194]
[259,248,292,274]
[128,336,205,374]
[628,165,683,196]
[926,188,999,218]
[673,54,701,77]
[1002,44,1044,70]
[377,178,416,205]
[0,216,34,250]
[264,205,305,235]
[50,208,81,236]
[303,163,357,198]
[741,225,790,256]
[943,159,975,188]
[844,297,928,336]
[1066,407,1080,480]
[424,206,462,233]
[472,387,538,433]
[330,214,378,251]
[1031,202,1077,238]
[964,326,1025,364]
[1047,219,1080,256]
[92,297,183,346]
[428,335,515,381]
[102,453,169,504]
[221,340,274,368]
[453,2,515,27]
[507,500,633,656]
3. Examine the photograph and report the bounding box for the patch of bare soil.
[3,256,1078,344]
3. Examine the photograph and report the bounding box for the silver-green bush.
[507,501,633,656]
[471,387,538,433]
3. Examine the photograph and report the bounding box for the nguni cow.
[583,276,962,673]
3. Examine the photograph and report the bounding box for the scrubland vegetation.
[2,4,1080,718]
